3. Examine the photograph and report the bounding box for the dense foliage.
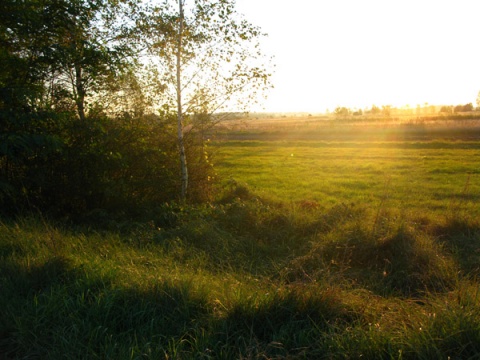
[0,111,214,218]
[0,0,228,217]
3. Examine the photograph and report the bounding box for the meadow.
[215,140,480,214]
[2,117,480,359]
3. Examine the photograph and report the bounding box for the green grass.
[2,203,480,358]
[214,140,480,216]
[2,122,480,359]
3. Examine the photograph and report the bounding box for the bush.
[0,111,216,218]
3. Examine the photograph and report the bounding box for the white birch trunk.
[176,0,188,201]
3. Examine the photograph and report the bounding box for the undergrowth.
[1,185,480,359]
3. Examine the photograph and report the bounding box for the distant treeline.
[333,103,477,118]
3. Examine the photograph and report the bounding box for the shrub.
[0,111,216,218]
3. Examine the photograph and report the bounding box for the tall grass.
[2,123,480,358]
[2,184,480,359]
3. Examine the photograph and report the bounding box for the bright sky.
[236,0,480,113]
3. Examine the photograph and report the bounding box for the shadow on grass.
[0,241,26,258]
[0,252,361,359]
[432,215,480,276]
[0,255,81,297]
[153,187,372,278]
[152,186,312,274]
[284,222,457,298]
[0,255,210,359]
[2,214,480,359]
[211,287,357,358]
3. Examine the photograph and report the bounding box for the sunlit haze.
[236,0,480,113]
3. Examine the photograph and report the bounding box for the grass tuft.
[2,143,480,358]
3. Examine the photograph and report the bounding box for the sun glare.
[237,0,480,113]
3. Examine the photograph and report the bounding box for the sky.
[236,0,480,113]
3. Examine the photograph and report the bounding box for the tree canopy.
[139,0,273,199]
[0,0,273,215]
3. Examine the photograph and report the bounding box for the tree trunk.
[75,62,86,122]
[176,0,188,201]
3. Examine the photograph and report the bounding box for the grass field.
[215,140,480,215]
[2,118,480,359]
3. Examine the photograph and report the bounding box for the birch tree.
[144,0,273,201]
